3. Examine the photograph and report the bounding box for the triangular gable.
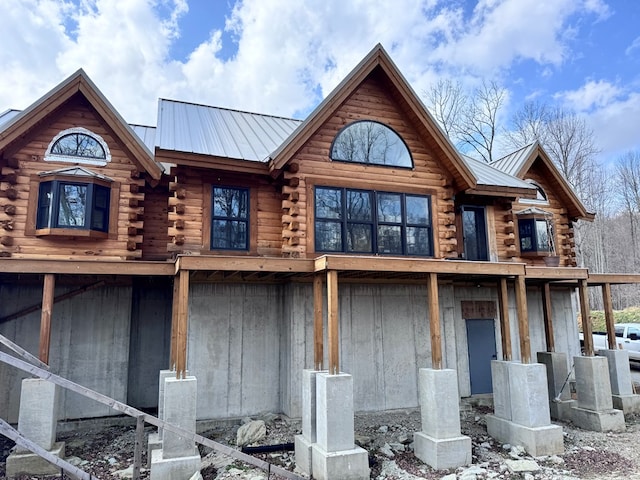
[0,70,163,181]
[268,44,476,191]
[461,154,537,198]
[491,141,594,221]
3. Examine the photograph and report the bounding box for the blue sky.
[1,0,639,165]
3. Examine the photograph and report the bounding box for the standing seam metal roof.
[461,154,536,191]
[156,99,303,162]
[489,143,537,176]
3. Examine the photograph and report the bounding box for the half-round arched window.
[521,179,549,204]
[330,120,413,168]
[45,127,111,166]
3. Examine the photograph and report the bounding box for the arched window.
[45,127,111,166]
[521,180,548,204]
[330,121,413,168]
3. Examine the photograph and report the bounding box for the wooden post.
[542,283,555,352]
[313,274,324,371]
[514,275,531,364]
[579,279,594,356]
[497,278,512,361]
[427,273,442,369]
[176,270,190,379]
[39,274,55,364]
[602,283,616,350]
[132,415,144,480]
[169,277,179,370]
[327,270,339,375]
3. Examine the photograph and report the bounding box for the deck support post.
[313,273,324,371]
[327,270,339,375]
[427,273,442,369]
[602,283,616,350]
[175,270,189,379]
[578,279,594,356]
[514,275,530,363]
[541,282,555,352]
[39,274,55,364]
[497,278,512,361]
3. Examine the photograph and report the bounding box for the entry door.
[461,206,488,261]
[466,318,497,394]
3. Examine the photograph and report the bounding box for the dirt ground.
[2,405,640,480]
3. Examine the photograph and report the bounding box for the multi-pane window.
[330,121,413,168]
[315,187,432,256]
[45,127,111,166]
[36,181,110,232]
[518,218,551,254]
[211,187,249,250]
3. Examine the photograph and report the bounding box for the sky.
[1,0,639,165]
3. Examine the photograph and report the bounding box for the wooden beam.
[514,275,531,364]
[179,255,315,273]
[526,266,589,280]
[176,270,190,379]
[427,273,442,369]
[588,273,640,285]
[313,274,324,370]
[541,283,555,352]
[38,274,55,364]
[0,259,174,276]
[327,270,339,375]
[602,283,616,350]
[579,279,594,356]
[497,278,512,361]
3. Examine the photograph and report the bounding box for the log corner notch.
[281,163,303,257]
[168,173,187,252]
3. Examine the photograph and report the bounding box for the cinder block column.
[6,379,65,477]
[311,372,369,480]
[414,368,471,470]
[571,356,626,431]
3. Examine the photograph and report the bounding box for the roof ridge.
[159,98,303,123]
[491,142,536,164]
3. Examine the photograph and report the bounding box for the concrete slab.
[6,441,65,477]
[315,373,355,453]
[413,432,472,470]
[310,444,369,480]
[15,378,59,453]
[486,415,563,456]
[570,405,625,432]
[150,447,200,480]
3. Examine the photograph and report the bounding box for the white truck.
[579,323,640,362]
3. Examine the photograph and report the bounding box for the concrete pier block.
[487,361,563,456]
[574,356,613,411]
[15,378,59,452]
[570,406,625,432]
[600,349,634,395]
[162,376,197,459]
[295,369,326,476]
[310,444,369,480]
[537,352,574,421]
[315,373,355,453]
[6,442,65,477]
[508,362,551,428]
[491,361,512,420]
[157,369,176,440]
[414,368,471,469]
[414,433,471,470]
[150,448,201,480]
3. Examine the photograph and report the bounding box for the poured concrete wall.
[0,283,132,423]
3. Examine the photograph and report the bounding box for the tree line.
[424,80,640,309]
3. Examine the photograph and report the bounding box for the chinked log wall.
[280,75,458,258]
[0,102,146,259]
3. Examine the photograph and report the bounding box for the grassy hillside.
[578,306,640,332]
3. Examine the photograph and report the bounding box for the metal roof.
[129,124,156,152]
[0,109,21,129]
[490,143,537,176]
[156,99,302,162]
[461,154,536,191]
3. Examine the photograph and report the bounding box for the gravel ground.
[2,405,640,479]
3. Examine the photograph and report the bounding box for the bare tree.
[615,151,640,271]
[503,101,550,149]
[425,79,506,162]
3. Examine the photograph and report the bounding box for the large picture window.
[211,186,249,250]
[330,120,413,168]
[37,181,110,232]
[315,187,432,256]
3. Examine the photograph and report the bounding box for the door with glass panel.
[461,205,488,261]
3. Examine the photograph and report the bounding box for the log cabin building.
[0,45,622,425]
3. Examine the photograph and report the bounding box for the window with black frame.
[36,180,110,233]
[211,186,249,250]
[315,186,432,256]
[518,217,551,254]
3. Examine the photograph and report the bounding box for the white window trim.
[44,127,112,166]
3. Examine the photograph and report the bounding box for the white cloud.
[625,37,640,56]
[556,80,623,112]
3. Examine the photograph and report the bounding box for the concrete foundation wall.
[0,283,132,423]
